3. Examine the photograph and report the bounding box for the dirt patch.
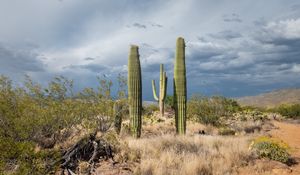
[269,121,300,174]
[238,120,300,175]
[94,161,135,175]
[271,121,300,157]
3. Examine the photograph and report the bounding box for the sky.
[0,0,300,100]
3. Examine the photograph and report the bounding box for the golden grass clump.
[126,134,252,175]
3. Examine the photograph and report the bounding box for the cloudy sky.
[0,0,300,100]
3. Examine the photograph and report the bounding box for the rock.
[198,130,206,135]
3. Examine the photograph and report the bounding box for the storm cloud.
[0,0,300,99]
[0,44,45,80]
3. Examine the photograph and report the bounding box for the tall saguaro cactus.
[174,37,187,135]
[152,64,167,117]
[128,45,142,138]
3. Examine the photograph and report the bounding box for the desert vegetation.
[1,37,299,175]
[1,75,299,174]
[0,73,127,174]
[270,104,300,120]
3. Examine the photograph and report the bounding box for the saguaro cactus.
[152,64,167,117]
[174,37,187,135]
[128,45,142,138]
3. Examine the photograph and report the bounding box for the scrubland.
[0,75,299,175]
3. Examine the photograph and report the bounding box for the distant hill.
[237,88,300,108]
[143,101,157,106]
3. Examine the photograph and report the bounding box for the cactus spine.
[128,45,142,138]
[152,64,167,117]
[174,37,187,135]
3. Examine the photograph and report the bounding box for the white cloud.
[292,64,300,73]
[265,19,300,39]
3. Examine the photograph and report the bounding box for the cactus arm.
[164,75,167,100]
[159,64,163,100]
[152,80,159,101]
[161,72,167,100]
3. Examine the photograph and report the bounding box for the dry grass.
[56,117,276,175]
[232,120,263,134]
[91,116,299,175]
[111,118,254,175]
[141,119,218,137]
[125,134,252,175]
[142,120,175,137]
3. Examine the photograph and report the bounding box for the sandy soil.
[269,121,300,174]
[238,120,300,175]
[271,121,300,157]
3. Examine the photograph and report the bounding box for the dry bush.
[232,120,263,134]
[185,121,211,135]
[126,134,252,175]
[218,127,236,136]
[142,118,175,137]
[142,119,217,137]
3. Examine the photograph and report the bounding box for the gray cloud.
[84,57,95,61]
[253,18,267,26]
[291,4,300,11]
[1,0,300,99]
[187,17,300,92]
[127,22,163,29]
[0,45,45,74]
[132,23,147,29]
[223,13,243,23]
[209,30,242,40]
[64,64,107,73]
[150,22,163,28]
[142,63,161,73]
[187,41,230,62]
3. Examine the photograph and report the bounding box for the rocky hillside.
[237,88,300,108]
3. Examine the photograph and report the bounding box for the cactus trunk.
[152,64,167,117]
[128,45,142,138]
[174,37,187,135]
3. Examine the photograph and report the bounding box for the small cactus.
[174,37,187,135]
[128,45,142,138]
[113,101,122,134]
[152,64,167,117]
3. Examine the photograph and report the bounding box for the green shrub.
[0,74,127,173]
[218,127,236,135]
[241,106,267,112]
[143,103,159,116]
[234,109,269,121]
[165,95,174,109]
[272,104,300,119]
[187,94,241,126]
[250,136,290,164]
[0,137,61,174]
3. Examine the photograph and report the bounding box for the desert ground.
[51,110,300,175]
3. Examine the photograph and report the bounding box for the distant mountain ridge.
[237,88,300,108]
